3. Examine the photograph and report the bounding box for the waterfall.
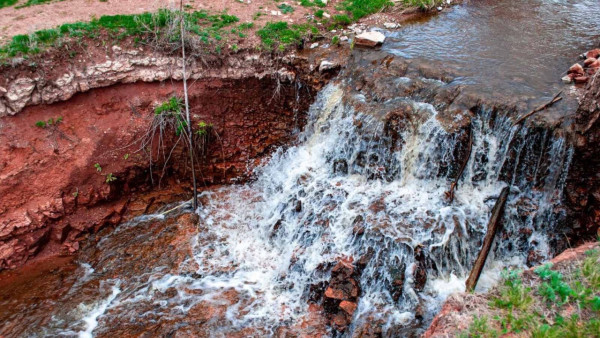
[47,83,572,337]
[174,83,571,334]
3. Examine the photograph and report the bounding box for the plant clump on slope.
[462,246,600,337]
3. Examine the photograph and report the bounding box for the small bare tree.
[180,0,199,210]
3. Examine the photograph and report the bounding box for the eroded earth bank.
[1,0,600,337]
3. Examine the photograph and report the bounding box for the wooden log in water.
[465,186,510,292]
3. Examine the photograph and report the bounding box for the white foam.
[78,284,121,338]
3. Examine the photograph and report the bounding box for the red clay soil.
[0,76,315,270]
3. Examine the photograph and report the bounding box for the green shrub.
[332,14,352,25]
[15,0,58,8]
[0,0,17,9]
[277,3,294,14]
[535,264,575,304]
[491,270,533,310]
[34,116,63,128]
[300,0,326,7]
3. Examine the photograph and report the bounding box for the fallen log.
[513,91,562,126]
[465,186,510,292]
[445,124,473,203]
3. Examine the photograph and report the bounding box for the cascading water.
[32,80,573,337]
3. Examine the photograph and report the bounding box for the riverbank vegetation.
[0,0,450,60]
[462,244,600,337]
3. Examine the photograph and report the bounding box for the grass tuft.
[338,0,393,20]
[256,21,317,51]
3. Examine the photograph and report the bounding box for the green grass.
[15,0,62,8]
[154,96,182,115]
[338,0,393,20]
[256,21,317,51]
[277,3,294,14]
[0,0,17,9]
[300,0,326,8]
[0,9,242,60]
[155,96,187,136]
[462,247,600,337]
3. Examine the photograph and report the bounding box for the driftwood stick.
[465,186,510,292]
[445,125,473,203]
[160,199,192,216]
[513,91,563,126]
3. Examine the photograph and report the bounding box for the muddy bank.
[564,71,600,245]
[0,46,343,270]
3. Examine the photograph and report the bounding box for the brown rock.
[569,63,584,75]
[339,300,357,316]
[584,57,597,67]
[324,286,347,300]
[586,48,600,59]
[575,76,589,84]
[331,312,350,331]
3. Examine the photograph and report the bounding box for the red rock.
[584,58,597,67]
[339,300,357,315]
[568,63,584,75]
[588,60,600,69]
[587,67,598,76]
[324,286,347,300]
[575,76,589,84]
[586,48,600,59]
[331,312,350,331]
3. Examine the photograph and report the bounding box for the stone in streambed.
[575,76,589,84]
[568,63,584,75]
[584,58,597,67]
[339,300,357,315]
[319,60,339,72]
[562,75,573,84]
[355,31,386,48]
[586,48,600,59]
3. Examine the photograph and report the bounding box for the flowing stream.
[4,80,572,337]
[1,0,598,336]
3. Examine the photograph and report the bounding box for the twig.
[160,199,192,215]
[513,91,563,126]
[445,124,473,203]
